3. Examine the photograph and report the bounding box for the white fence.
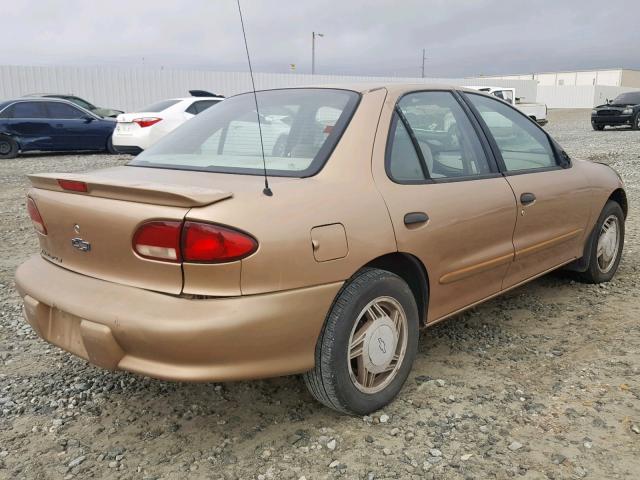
[538,85,639,109]
[0,65,537,112]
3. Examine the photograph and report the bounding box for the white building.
[489,69,640,88]
[485,69,640,108]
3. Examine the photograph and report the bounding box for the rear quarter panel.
[577,159,627,232]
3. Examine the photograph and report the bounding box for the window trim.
[384,89,502,185]
[460,91,571,176]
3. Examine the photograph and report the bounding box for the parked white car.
[113,91,224,154]
[465,86,548,126]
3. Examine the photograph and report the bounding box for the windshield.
[129,88,360,177]
[612,92,640,105]
[140,99,181,112]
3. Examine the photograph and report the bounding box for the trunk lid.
[28,166,233,295]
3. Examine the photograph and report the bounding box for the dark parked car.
[25,94,124,118]
[591,91,640,130]
[0,98,117,159]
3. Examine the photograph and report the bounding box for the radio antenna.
[236,0,272,196]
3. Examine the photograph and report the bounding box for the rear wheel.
[303,268,419,415]
[0,135,18,159]
[578,200,624,283]
[106,135,119,154]
[592,123,605,131]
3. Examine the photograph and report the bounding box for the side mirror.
[83,116,94,123]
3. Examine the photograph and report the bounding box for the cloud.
[0,0,637,77]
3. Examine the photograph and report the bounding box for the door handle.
[520,192,536,205]
[404,212,429,225]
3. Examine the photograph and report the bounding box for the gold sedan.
[16,85,626,414]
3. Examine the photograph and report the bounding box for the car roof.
[464,85,496,90]
[10,97,79,104]
[0,97,101,117]
[234,83,481,97]
[23,93,80,98]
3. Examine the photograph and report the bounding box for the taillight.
[182,222,257,263]
[133,117,162,128]
[57,179,88,192]
[132,221,257,263]
[133,221,182,262]
[27,197,47,235]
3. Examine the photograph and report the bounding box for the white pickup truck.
[465,86,548,126]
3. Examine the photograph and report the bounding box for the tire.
[0,135,18,159]
[592,123,605,131]
[632,113,640,131]
[303,268,420,415]
[577,200,625,283]
[106,135,119,154]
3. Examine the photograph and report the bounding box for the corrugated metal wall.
[0,65,537,112]
[538,85,639,108]
[537,86,597,109]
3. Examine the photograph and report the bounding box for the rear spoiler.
[189,89,224,98]
[28,173,232,208]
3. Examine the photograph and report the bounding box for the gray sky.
[1,0,638,77]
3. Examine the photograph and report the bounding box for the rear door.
[1,101,53,150]
[463,92,592,288]
[44,101,104,150]
[373,90,518,322]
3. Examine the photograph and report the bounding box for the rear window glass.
[129,89,360,177]
[140,99,180,112]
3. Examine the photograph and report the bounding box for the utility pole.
[421,48,427,78]
[312,32,324,75]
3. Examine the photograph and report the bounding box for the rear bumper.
[15,255,341,382]
[591,115,633,126]
[113,145,143,155]
[112,130,151,153]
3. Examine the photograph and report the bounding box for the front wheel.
[592,123,605,131]
[632,113,640,131]
[303,268,419,415]
[578,200,625,283]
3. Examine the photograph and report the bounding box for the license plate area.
[116,123,134,134]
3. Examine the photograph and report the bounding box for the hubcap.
[348,296,408,394]
[596,215,620,274]
[0,141,10,155]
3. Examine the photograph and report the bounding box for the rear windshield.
[612,92,640,105]
[129,88,360,177]
[141,99,181,112]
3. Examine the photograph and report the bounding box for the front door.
[463,92,592,288]
[373,90,518,322]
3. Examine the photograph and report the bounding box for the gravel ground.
[1,109,639,480]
